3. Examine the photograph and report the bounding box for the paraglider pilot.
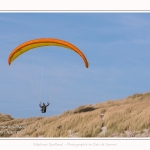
[39,102,50,113]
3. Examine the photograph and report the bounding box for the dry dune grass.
[0,113,14,122]
[0,92,150,137]
[103,93,150,136]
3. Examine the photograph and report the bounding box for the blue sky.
[1,13,150,118]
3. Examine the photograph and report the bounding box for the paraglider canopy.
[8,38,89,68]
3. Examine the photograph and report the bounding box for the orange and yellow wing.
[8,38,89,68]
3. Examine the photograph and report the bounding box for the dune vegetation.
[0,92,150,137]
